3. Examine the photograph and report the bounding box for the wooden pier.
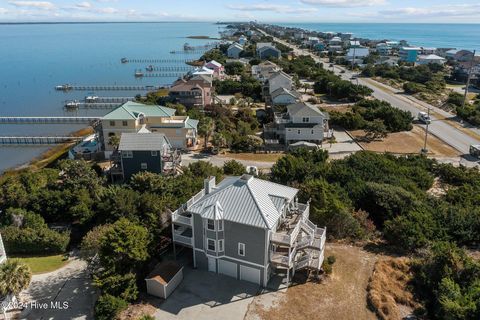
[85,96,134,103]
[145,66,193,72]
[55,85,165,91]
[65,102,123,110]
[135,72,186,78]
[0,116,101,125]
[0,136,83,145]
[121,58,195,64]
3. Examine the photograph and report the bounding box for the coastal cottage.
[169,76,212,109]
[100,102,198,156]
[251,61,280,81]
[256,42,281,60]
[227,43,244,59]
[171,174,326,286]
[118,133,178,180]
[346,47,370,63]
[264,71,293,98]
[263,102,331,147]
[238,35,247,46]
[416,54,446,65]
[270,87,301,106]
[204,60,225,80]
[376,43,392,56]
[399,47,422,63]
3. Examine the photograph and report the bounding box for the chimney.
[204,176,216,194]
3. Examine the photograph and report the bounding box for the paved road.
[259,28,480,163]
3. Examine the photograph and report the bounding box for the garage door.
[218,260,237,279]
[240,265,261,285]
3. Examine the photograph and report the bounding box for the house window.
[238,243,245,256]
[207,239,216,251]
[109,121,115,126]
[141,163,147,170]
[207,219,215,230]
[297,130,301,135]
[302,117,309,123]
[311,130,314,135]
[151,151,158,157]
[218,220,224,231]
[218,239,224,252]
[122,151,133,158]
[122,121,128,126]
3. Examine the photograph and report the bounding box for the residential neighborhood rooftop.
[118,133,170,151]
[102,101,176,120]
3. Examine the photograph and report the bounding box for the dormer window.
[302,117,309,123]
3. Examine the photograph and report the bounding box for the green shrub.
[1,226,70,254]
[223,160,246,175]
[94,294,128,320]
[94,273,138,302]
[322,255,336,275]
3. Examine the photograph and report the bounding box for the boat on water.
[146,65,154,72]
[134,70,144,78]
[55,84,73,91]
[64,100,80,109]
[85,96,99,103]
[121,58,128,63]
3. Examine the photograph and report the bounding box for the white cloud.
[300,0,385,7]
[93,6,117,14]
[0,7,8,14]
[75,1,91,9]
[8,1,55,10]
[379,4,480,18]
[228,4,317,14]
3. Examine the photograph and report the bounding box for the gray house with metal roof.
[117,133,180,180]
[264,102,332,147]
[171,175,326,286]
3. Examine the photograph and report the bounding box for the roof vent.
[239,174,254,183]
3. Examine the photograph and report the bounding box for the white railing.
[172,233,193,247]
[271,232,290,244]
[304,218,316,232]
[172,211,192,225]
[296,255,310,270]
[270,252,290,266]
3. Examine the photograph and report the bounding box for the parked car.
[418,112,431,124]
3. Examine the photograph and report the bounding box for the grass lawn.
[12,254,70,274]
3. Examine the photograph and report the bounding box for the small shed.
[145,261,183,299]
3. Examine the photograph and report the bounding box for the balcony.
[271,203,310,246]
[172,226,193,247]
[172,209,192,226]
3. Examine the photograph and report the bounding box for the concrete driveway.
[19,257,97,320]
[153,267,259,320]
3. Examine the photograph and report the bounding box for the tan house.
[101,102,198,156]
[169,76,213,108]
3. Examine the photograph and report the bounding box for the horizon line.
[1,21,480,25]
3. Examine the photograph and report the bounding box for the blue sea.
[278,23,480,51]
[1,22,479,172]
[0,22,221,172]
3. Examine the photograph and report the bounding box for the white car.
[418,112,431,124]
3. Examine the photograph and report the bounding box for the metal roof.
[118,133,170,151]
[188,175,298,229]
[103,101,175,120]
[287,102,326,118]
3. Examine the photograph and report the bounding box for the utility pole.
[462,50,476,108]
[421,107,432,154]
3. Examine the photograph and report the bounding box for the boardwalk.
[0,136,83,145]
[121,58,195,64]
[56,85,166,91]
[0,116,101,125]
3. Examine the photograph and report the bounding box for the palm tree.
[0,260,32,298]
[198,117,215,149]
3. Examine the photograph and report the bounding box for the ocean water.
[0,22,221,172]
[278,23,480,51]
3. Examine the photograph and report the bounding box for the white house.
[417,54,446,65]
[251,61,280,81]
[264,71,293,101]
[227,43,243,59]
[346,47,369,62]
[271,87,301,106]
[264,102,331,146]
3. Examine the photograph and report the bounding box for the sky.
[0,0,479,23]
